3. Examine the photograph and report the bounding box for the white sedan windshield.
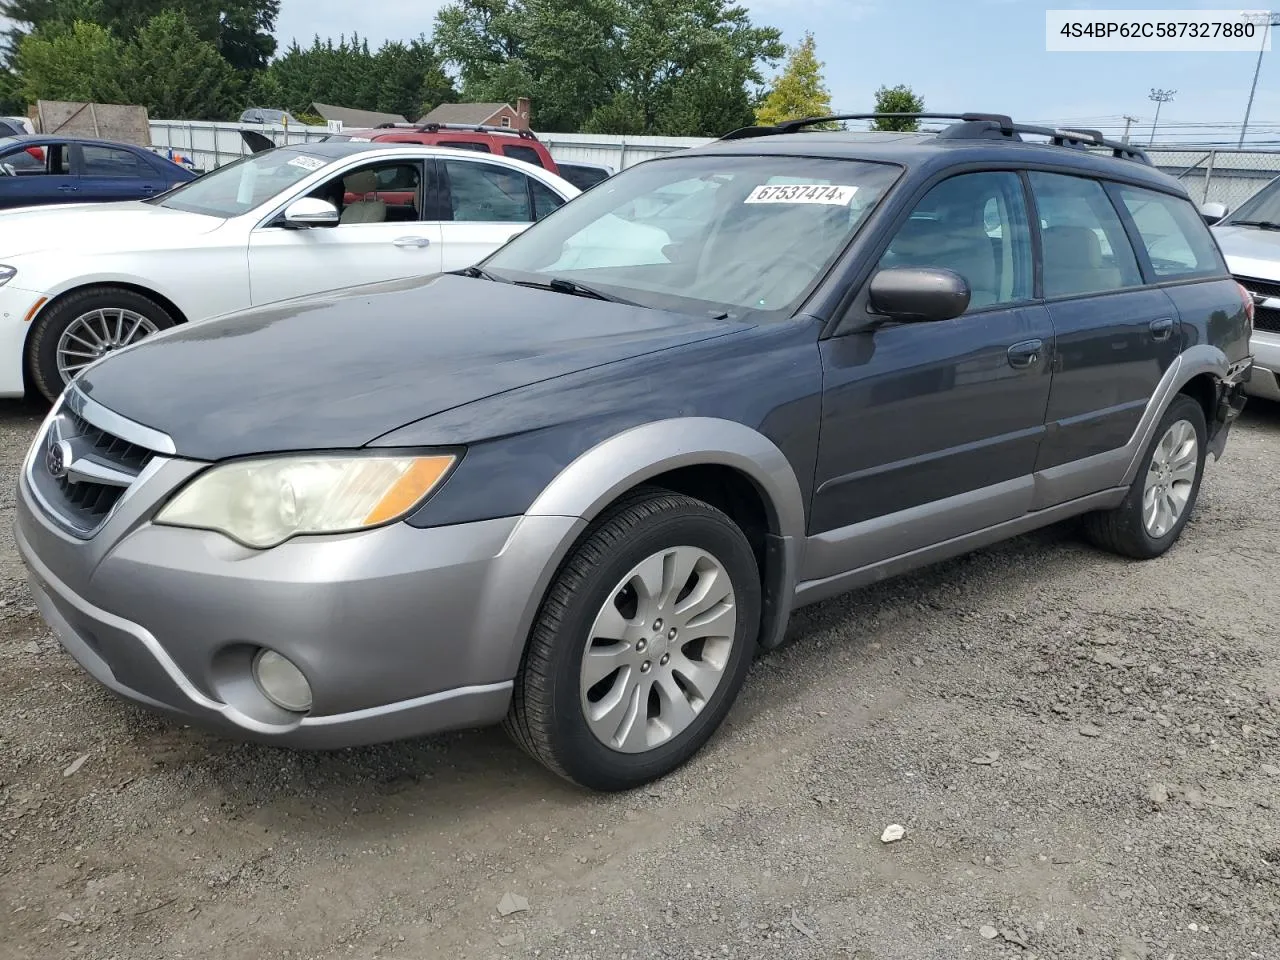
[484,154,901,317]
[155,149,328,218]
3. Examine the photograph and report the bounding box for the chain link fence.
[1144,147,1280,211]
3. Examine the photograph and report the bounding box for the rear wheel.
[504,488,761,791]
[28,286,175,402]
[1083,394,1207,559]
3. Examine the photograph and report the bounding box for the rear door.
[1029,171,1184,478]
[0,142,75,208]
[73,143,163,202]
[434,157,549,270]
[247,158,443,306]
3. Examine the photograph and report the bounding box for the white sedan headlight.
[156,454,457,548]
[0,265,16,287]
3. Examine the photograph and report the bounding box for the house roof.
[311,102,407,128]
[417,102,511,125]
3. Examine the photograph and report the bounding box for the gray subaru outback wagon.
[16,113,1253,791]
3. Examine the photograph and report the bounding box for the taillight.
[1237,281,1255,328]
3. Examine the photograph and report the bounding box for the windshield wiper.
[515,277,639,306]
[456,264,508,282]
[1228,219,1280,230]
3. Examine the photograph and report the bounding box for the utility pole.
[1239,11,1280,148]
[1148,89,1175,146]
[1121,115,1139,143]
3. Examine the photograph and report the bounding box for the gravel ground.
[1,397,1278,960]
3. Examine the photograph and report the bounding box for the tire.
[504,487,762,791]
[1083,393,1207,560]
[28,286,176,403]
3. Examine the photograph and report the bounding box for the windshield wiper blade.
[1229,219,1280,229]
[516,277,638,306]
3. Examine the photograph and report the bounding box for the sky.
[267,0,1280,145]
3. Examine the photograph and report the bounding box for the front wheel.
[1083,393,1207,559]
[505,488,762,791]
[28,286,175,402]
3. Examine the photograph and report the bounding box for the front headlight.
[156,454,457,548]
[0,265,16,287]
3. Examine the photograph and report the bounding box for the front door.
[0,142,75,208]
[809,171,1054,578]
[1027,171,1183,473]
[247,158,443,305]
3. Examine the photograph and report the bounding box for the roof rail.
[719,112,1152,165]
[412,122,540,141]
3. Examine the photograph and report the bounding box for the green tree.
[0,0,279,72]
[15,19,123,104]
[871,83,924,131]
[120,11,239,119]
[434,0,783,135]
[753,32,832,127]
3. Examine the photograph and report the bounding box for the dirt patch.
[1,398,1278,960]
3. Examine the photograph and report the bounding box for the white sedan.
[0,142,580,401]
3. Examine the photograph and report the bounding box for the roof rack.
[719,113,1152,165]
[375,120,540,141]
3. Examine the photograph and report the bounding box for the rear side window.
[443,159,532,222]
[530,178,564,220]
[1029,172,1143,298]
[438,139,491,153]
[1114,185,1226,279]
[503,144,544,168]
[82,145,144,177]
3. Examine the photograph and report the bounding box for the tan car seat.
[340,170,388,224]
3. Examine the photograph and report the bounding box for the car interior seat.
[1041,224,1119,297]
[340,170,388,224]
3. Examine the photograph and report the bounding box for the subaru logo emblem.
[45,437,71,479]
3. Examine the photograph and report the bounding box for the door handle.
[1150,317,1174,342]
[1007,338,1043,370]
[393,236,431,248]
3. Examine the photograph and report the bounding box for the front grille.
[1233,275,1280,333]
[28,400,162,537]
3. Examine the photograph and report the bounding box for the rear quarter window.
[503,144,545,168]
[1114,185,1227,280]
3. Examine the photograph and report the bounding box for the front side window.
[1029,172,1143,298]
[444,159,533,222]
[877,171,1034,310]
[1115,185,1226,279]
[484,154,901,319]
[0,142,66,176]
[81,145,144,177]
[307,160,422,224]
[156,148,331,218]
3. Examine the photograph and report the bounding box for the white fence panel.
[147,120,709,173]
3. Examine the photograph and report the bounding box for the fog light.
[252,649,312,713]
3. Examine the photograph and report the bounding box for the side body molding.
[523,417,809,651]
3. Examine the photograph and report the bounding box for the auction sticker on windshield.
[288,155,326,171]
[745,184,858,205]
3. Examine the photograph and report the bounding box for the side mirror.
[283,197,339,228]
[867,267,971,323]
[1200,201,1229,226]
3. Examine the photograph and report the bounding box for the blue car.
[0,135,196,209]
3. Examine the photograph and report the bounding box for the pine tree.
[754,32,833,128]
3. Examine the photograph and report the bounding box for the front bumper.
[16,410,584,748]
[1246,330,1280,401]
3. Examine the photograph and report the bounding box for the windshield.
[1227,176,1280,226]
[483,154,901,318]
[153,148,330,218]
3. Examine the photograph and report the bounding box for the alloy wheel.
[1142,418,1198,538]
[56,308,159,383]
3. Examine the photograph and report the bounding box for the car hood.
[1212,223,1280,280]
[76,273,745,461]
[0,201,225,259]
